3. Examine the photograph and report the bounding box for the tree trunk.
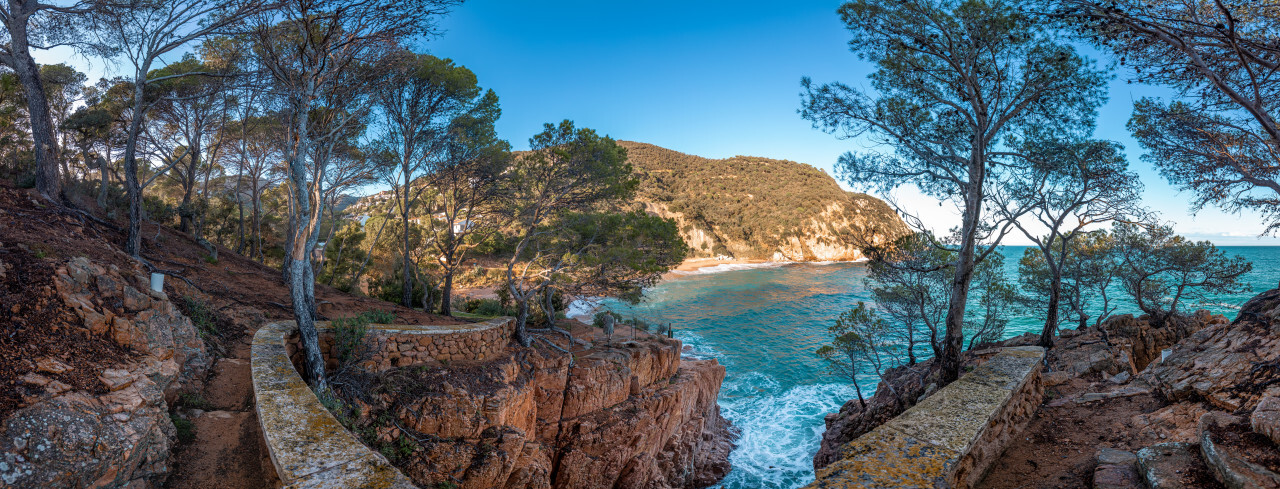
[939,159,985,384]
[514,297,531,347]
[179,149,198,233]
[543,286,556,326]
[6,21,61,201]
[439,267,453,316]
[1038,278,1061,348]
[290,256,326,390]
[122,85,148,257]
[401,207,413,307]
[97,154,110,209]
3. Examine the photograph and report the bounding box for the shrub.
[472,299,508,317]
[170,415,196,443]
[360,310,395,324]
[178,393,213,410]
[332,315,372,366]
[181,296,218,338]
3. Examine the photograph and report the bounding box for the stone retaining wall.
[285,317,514,372]
[252,321,418,488]
[804,346,1046,489]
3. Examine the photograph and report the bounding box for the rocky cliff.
[621,142,908,261]
[347,326,736,489]
[0,254,210,487]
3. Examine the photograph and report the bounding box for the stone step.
[1093,448,1142,489]
[1136,442,1223,489]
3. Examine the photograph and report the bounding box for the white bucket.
[150,273,165,293]
[1161,348,1173,363]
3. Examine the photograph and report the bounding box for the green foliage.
[332,315,372,366]
[181,296,218,338]
[815,302,899,408]
[178,393,213,411]
[865,233,952,363]
[170,415,196,443]
[360,310,396,324]
[965,253,1020,350]
[623,141,905,259]
[319,224,368,290]
[315,387,358,428]
[463,298,511,317]
[557,210,688,304]
[1111,223,1252,317]
[1018,231,1120,329]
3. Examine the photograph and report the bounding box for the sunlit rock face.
[372,334,736,489]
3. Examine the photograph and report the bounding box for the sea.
[585,246,1280,489]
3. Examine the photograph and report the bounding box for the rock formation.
[355,331,736,489]
[0,257,210,487]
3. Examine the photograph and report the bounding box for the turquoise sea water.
[597,246,1280,489]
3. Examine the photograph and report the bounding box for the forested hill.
[620,141,908,261]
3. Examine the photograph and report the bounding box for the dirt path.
[977,378,1166,489]
[165,322,277,488]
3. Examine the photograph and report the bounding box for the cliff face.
[0,255,210,488]
[364,331,736,489]
[622,141,908,261]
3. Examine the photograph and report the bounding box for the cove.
[596,246,1280,489]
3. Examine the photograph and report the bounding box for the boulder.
[0,256,213,488]
[1147,289,1280,412]
[1254,396,1280,446]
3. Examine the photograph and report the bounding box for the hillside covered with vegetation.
[620,141,907,261]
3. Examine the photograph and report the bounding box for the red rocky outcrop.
[373,334,736,489]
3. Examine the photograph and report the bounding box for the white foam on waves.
[672,261,794,276]
[715,373,859,489]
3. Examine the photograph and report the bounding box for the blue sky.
[41,0,1279,245]
[416,0,1279,246]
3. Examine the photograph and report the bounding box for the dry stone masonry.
[252,320,417,489]
[284,318,514,371]
[804,346,1045,489]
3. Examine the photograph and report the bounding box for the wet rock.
[1198,411,1280,489]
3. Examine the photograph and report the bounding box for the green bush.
[360,310,395,324]
[472,299,509,317]
[332,315,371,366]
[170,415,196,443]
[181,296,218,338]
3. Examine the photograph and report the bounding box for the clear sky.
[40,0,1280,245]
[415,0,1279,246]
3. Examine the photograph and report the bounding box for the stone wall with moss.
[804,346,1045,489]
[251,320,417,488]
